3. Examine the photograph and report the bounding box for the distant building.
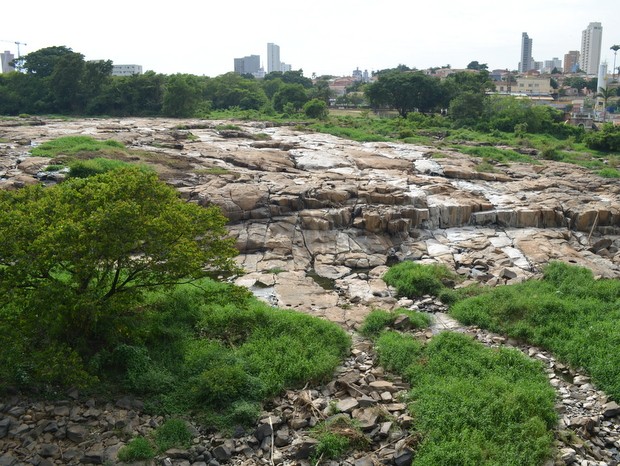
[515,76,552,96]
[543,58,562,74]
[280,63,292,72]
[564,51,580,73]
[112,64,143,76]
[1,50,15,73]
[234,55,261,75]
[267,43,280,73]
[519,32,534,73]
[580,22,603,76]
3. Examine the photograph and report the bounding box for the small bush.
[383,261,458,298]
[154,418,193,452]
[311,416,369,462]
[360,309,432,338]
[359,310,394,337]
[195,365,263,407]
[598,167,620,178]
[68,157,133,178]
[117,437,155,462]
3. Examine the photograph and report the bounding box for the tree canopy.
[365,70,444,117]
[0,167,239,352]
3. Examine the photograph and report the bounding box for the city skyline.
[2,0,618,78]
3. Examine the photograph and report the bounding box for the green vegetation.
[452,145,538,164]
[154,418,193,452]
[67,157,137,178]
[359,308,432,338]
[311,416,369,463]
[0,165,350,429]
[375,331,556,465]
[117,418,191,460]
[31,135,126,157]
[383,261,459,301]
[450,261,620,401]
[117,436,155,462]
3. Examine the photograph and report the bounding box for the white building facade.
[580,22,603,76]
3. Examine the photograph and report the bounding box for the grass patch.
[359,308,432,338]
[450,261,620,401]
[310,416,369,463]
[598,167,620,178]
[154,418,193,452]
[383,261,460,300]
[195,166,231,175]
[68,157,137,178]
[117,436,155,462]
[452,145,537,164]
[84,279,351,430]
[376,331,556,465]
[31,135,126,158]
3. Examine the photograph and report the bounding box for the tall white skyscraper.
[580,22,603,76]
[519,33,533,73]
[267,43,280,74]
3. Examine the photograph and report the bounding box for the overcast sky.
[2,0,618,77]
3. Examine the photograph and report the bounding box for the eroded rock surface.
[1,117,620,329]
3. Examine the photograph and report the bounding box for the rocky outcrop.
[2,117,620,325]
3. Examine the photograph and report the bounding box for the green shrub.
[311,416,369,462]
[383,261,458,298]
[68,157,133,178]
[117,436,155,462]
[360,309,432,338]
[154,418,193,452]
[598,167,620,178]
[195,365,264,407]
[359,310,394,337]
[376,331,423,373]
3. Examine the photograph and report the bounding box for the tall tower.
[563,51,580,74]
[519,33,533,73]
[267,43,280,74]
[580,22,603,76]
[0,50,15,73]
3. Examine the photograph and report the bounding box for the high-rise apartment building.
[564,51,580,73]
[1,50,15,73]
[267,43,280,74]
[519,33,534,73]
[580,22,603,76]
[234,55,261,75]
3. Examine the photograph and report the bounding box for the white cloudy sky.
[2,0,618,77]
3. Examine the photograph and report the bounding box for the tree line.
[0,46,331,118]
[0,45,602,141]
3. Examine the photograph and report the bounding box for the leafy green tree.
[303,98,328,119]
[584,123,620,151]
[448,91,486,126]
[0,166,239,351]
[49,51,86,113]
[21,45,76,77]
[162,73,203,117]
[95,71,165,116]
[308,77,333,103]
[264,70,313,88]
[203,72,267,110]
[273,83,309,112]
[466,61,488,71]
[365,70,444,117]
